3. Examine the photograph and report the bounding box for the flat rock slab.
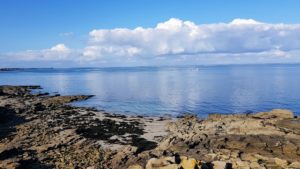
[276,118,300,134]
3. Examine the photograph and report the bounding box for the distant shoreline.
[0,68,24,72]
[1,62,300,70]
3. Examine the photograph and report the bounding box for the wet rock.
[0,85,41,96]
[76,118,143,140]
[41,95,94,107]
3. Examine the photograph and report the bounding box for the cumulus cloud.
[2,18,300,67]
[4,44,72,61]
[84,18,300,60]
[50,44,70,52]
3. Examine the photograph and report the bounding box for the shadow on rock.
[0,106,25,139]
[129,135,158,153]
[16,159,53,169]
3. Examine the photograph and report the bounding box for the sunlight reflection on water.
[1,65,300,117]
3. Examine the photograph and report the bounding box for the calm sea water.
[1,65,300,117]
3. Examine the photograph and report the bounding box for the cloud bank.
[2,18,300,67]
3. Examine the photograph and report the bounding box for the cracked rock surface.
[129,110,300,169]
[0,85,299,169]
[0,86,165,169]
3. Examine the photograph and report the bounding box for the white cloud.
[4,44,72,61]
[50,44,70,52]
[2,18,300,67]
[230,18,262,25]
[83,18,300,61]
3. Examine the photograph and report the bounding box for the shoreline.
[0,85,299,169]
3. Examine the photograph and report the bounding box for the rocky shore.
[0,85,299,169]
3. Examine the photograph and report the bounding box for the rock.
[240,153,258,162]
[128,164,143,169]
[205,153,217,161]
[289,162,300,168]
[273,158,288,168]
[146,157,176,169]
[212,161,226,169]
[252,109,294,119]
[234,160,250,169]
[41,95,94,107]
[282,141,298,157]
[276,119,300,134]
[144,156,200,169]
[86,166,95,169]
[249,162,263,169]
[1,85,300,169]
[0,85,41,96]
[265,158,288,169]
[180,157,198,169]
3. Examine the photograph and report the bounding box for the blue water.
[1,64,300,117]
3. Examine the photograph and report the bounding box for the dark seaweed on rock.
[76,118,144,140]
[75,118,158,152]
[1,85,300,169]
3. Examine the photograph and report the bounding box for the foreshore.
[0,85,299,169]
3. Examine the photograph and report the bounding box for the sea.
[1,64,300,117]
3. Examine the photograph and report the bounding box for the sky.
[1,0,300,67]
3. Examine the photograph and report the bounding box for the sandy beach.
[0,85,300,169]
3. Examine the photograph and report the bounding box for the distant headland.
[0,68,24,72]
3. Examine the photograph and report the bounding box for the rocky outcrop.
[0,86,162,169]
[40,95,94,107]
[0,85,41,96]
[1,85,299,169]
[129,109,299,169]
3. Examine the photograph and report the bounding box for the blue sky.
[1,0,300,67]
